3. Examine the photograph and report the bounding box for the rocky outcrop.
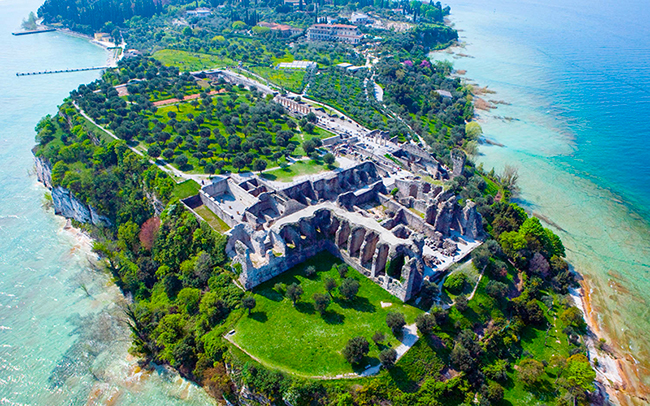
[34,156,111,227]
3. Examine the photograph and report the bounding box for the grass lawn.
[153,49,236,72]
[172,179,201,200]
[231,252,423,377]
[79,116,114,143]
[194,204,231,233]
[481,175,501,197]
[260,160,336,182]
[249,66,306,93]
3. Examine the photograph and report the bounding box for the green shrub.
[444,272,467,294]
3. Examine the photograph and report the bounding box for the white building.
[186,8,212,17]
[307,24,362,44]
[276,61,318,70]
[350,12,371,25]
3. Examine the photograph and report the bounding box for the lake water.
[432,0,650,395]
[0,0,216,404]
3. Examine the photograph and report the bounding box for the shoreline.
[573,278,650,405]
[434,44,650,406]
[429,42,647,406]
[52,27,123,67]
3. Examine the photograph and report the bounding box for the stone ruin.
[227,204,424,301]
[450,149,467,178]
[215,161,484,302]
[197,161,385,230]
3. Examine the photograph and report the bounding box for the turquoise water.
[0,0,215,404]
[433,0,650,388]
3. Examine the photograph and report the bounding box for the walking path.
[73,101,208,184]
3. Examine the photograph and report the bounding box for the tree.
[174,154,188,168]
[117,221,140,253]
[482,382,504,404]
[313,293,330,315]
[232,155,246,171]
[323,152,335,166]
[386,312,406,336]
[342,336,369,364]
[200,292,228,326]
[448,341,472,371]
[561,306,586,331]
[465,121,482,140]
[286,283,303,305]
[455,294,468,312]
[415,313,436,334]
[242,296,256,315]
[148,144,161,158]
[372,331,385,345]
[486,280,509,300]
[273,282,286,295]
[339,278,360,301]
[444,272,467,294]
[379,348,397,369]
[337,264,348,278]
[204,163,216,174]
[324,277,337,298]
[304,265,316,278]
[518,358,544,387]
[253,159,267,172]
[562,354,596,396]
[501,164,519,192]
[178,288,202,315]
[430,306,449,325]
[303,138,317,155]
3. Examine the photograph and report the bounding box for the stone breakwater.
[34,155,111,226]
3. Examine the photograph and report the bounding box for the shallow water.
[0,0,216,404]
[432,0,650,390]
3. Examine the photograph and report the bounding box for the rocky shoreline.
[573,279,650,406]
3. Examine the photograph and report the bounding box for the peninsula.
[30,0,604,404]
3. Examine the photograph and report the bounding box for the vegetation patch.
[231,252,422,377]
[249,66,306,93]
[153,49,236,72]
[172,179,201,200]
[260,159,336,182]
[193,205,231,233]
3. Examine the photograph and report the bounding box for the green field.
[249,66,306,93]
[260,160,336,182]
[172,179,201,200]
[193,204,231,233]
[153,49,236,72]
[231,252,423,377]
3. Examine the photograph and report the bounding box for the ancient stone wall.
[229,206,425,301]
[199,190,240,228]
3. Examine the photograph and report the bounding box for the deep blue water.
[460,0,650,217]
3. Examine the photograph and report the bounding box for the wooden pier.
[16,66,109,76]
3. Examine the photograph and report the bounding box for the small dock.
[16,66,109,76]
[12,28,56,36]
